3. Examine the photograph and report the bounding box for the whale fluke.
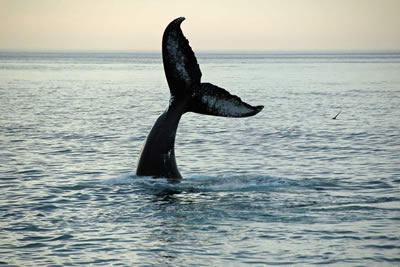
[136,17,263,179]
[162,17,201,96]
[162,17,263,117]
[189,82,264,117]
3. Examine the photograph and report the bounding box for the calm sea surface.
[1,51,399,266]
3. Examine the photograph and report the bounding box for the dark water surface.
[1,51,400,266]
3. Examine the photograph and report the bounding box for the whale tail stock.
[162,17,264,118]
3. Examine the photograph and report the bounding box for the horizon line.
[1,48,400,54]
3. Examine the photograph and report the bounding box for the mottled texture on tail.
[189,83,264,117]
[162,17,263,117]
[162,17,201,97]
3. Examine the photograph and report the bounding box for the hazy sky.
[1,0,400,51]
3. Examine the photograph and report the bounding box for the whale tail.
[136,17,263,179]
[162,17,263,118]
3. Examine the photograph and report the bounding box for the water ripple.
[1,51,399,265]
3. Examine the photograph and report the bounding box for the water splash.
[103,172,339,193]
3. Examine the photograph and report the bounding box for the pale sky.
[1,0,400,51]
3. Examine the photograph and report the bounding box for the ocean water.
[0,51,399,266]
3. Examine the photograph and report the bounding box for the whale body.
[136,17,263,179]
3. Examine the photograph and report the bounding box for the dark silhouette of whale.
[136,17,263,179]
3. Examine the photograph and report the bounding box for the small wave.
[103,172,137,185]
[49,234,74,241]
[103,173,338,193]
[181,174,297,192]
[18,242,47,249]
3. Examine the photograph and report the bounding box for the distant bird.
[332,109,341,120]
